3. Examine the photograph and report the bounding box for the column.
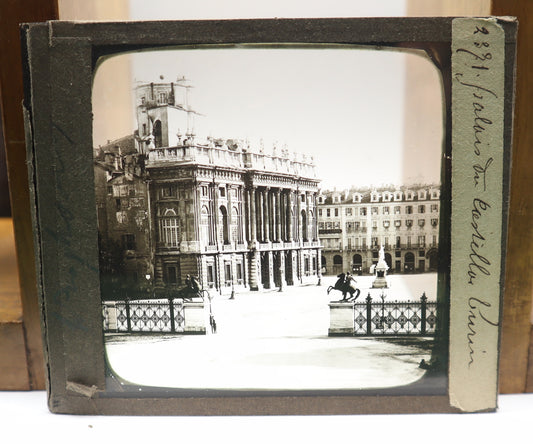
[244,189,250,243]
[296,190,301,243]
[264,188,270,242]
[250,187,257,244]
[227,185,233,245]
[280,191,286,242]
[276,189,282,243]
[285,190,293,242]
[248,250,260,291]
[317,250,322,285]
[266,251,275,289]
[271,190,276,242]
[258,188,264,243]
[305,192,311,243]
[313,192,318,241]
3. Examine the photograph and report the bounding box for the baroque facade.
[95,81,321,295]
[317,186,440,275]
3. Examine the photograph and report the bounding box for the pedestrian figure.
[210,314,217,334]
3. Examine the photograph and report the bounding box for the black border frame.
[21,18,516,415]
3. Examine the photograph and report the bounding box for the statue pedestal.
[372,268,389,289]
[328,302,355,336]
[183,302,207,334]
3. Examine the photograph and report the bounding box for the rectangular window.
[406,206,413,214]
[360,207,367,216]
[122,234,136,250]
[225,263,232,286]
[162,186,176,198]
[371,237,378,247]
[207,264,215,287]
[334,208,339,217]
[166,266,177,284]
[327,209,331,217]
[371,206,378,215]
[394,206,401,214]
[431,204,439,213]
[396,236,401,248]
[419,205,425,213]
[318,209,322,217]
[383,207,390,215]
[219,187,226,197]
[345,207,352,216]
[418,235,426,247]
[164,263,181,285]
[202,186,208,197]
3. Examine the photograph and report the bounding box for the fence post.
[366,293,372,335]
[125,296,132,333]
[168,297,176,333]
[420,292,427,335]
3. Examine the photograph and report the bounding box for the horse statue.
[327,272,361,302]
[172,275,209,302]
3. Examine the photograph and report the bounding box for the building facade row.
[317,186,440,275]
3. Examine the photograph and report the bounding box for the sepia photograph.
[93,46,447,393]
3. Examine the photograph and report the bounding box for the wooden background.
[0,0,531,394]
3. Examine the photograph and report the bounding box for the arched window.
[308,210,315,241]
[352,254,362,267]
[153,119,162,148]
[159,209,179,247]
[231,207,241,244]
[219,205,229,245]
[404,252,415,273]
[200,206,214,245]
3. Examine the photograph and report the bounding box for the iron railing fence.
[353,293,440,336]
[102,299,187,333]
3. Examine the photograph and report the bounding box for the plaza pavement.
[105,273,439,391]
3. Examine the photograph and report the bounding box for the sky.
[92,1,443,190]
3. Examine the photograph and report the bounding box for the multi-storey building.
[95,81,321,295]
[318,186,440,275]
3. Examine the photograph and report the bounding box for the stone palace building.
[317,186,440,276]
[94,80,322,295]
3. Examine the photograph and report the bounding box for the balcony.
[146,142,317,179]
[318,228,342,235]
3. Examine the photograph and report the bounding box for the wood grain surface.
[0,0,59,390]
[491,0,533,394]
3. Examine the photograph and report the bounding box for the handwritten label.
[450,19,505,412]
